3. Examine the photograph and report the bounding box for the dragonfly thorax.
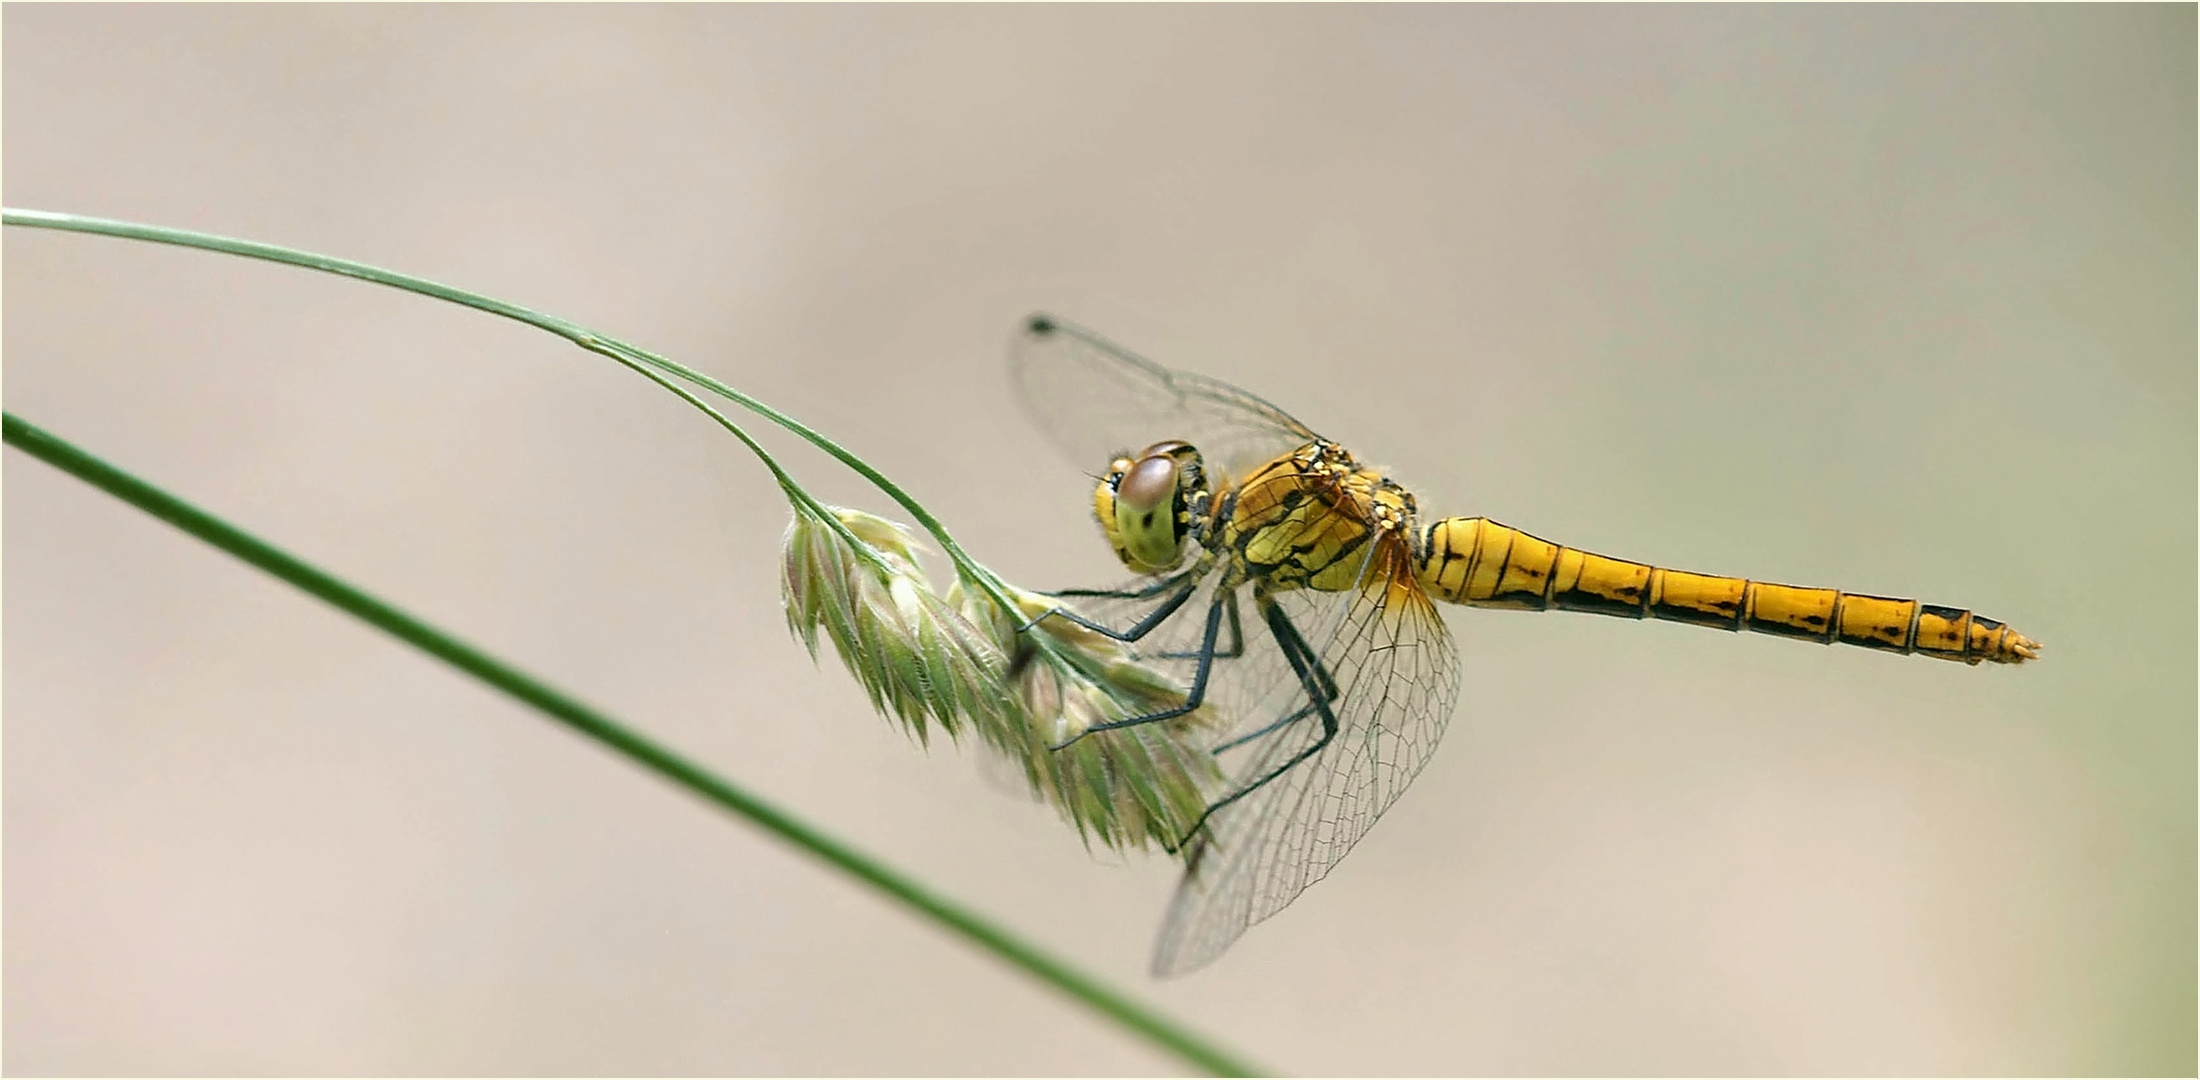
[1219,440,1424,594]
[1094,440,1213,575]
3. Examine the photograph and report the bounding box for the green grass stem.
[2,412,1254,1077]
[0,207,1025,619]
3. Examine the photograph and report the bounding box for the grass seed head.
[783,504,1223,855]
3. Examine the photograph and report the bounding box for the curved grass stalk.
[0,208,1022,619]
[594,344,886,572]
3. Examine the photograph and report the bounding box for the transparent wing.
[1009,313,1321,482]
[1149,536,1463,977]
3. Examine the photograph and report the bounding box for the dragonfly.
[1007,313,2040,977]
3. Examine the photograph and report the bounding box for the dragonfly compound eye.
[1103,451,1186,573]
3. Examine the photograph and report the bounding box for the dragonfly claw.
[1012,606,1065,636]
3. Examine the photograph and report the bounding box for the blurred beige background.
[5,6,2191,1075]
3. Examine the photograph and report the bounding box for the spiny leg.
[1060,591,1233,745]
[1172,599,1341,849]
[1157,588,1243,661]
[1050,574,1192,602]
[1038,570,1246,660]
[1210,606,1337,754]
[1026,569,1201,643]
[1009,572,1203,683]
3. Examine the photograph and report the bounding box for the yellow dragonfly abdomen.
[1418,516,2040,664]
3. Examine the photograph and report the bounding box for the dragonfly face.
[1093,440,1209,576]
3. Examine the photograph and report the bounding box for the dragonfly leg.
[1154,588,1244,661]
[1048,575,1189,602]
[1034,570,1245,660]
[1209,606,1334,754]
[1212,702,1315,756]
[1170,600,1341,850]
[1021,571,1199,643]
[1052,592,1229,748]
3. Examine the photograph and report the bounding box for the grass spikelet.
[780,505,1011,746]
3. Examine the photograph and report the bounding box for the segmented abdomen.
[1415,517,2039,665]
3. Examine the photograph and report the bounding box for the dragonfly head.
[1095,440,1208,575]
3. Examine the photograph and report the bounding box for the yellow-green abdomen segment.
[1416,517,2039,665]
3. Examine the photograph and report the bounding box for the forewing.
[1150,538,1462,977]
[1009,314,1321,482]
